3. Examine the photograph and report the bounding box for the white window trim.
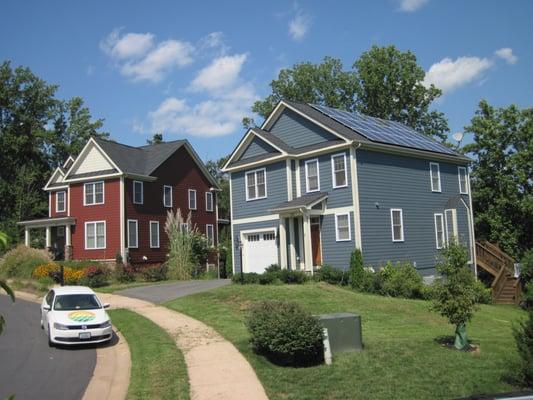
[434,213,445,249]
[206,224,214,246]
[163,185,173,207]
[127,219,138,249]
[205,192,213,212]
[305,158,320,193]
[429,162,441,193]
[149,221,160,249]
[84,221,106,250]
[55,191,66,213]
[390,208,404,242]
[188,189,197,210]
[245,167,268,201]
[331,153,348,189]
[83,181,105,206]
[335,212,352,242]
[458,166,468,194]
[133,180,143,204]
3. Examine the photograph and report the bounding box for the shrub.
[279,269,308,284]
[225,247,233,278]
[265,264,281,273]
[80,265,110,288]
[114,263,136,283]
[37,276,54,292]
[0,245,52,279]
[513,308,533,387]
[141,264,168,282]
[245,300,324,366]
[258,272,279,285]
[32,262,59,279]
[520,250,533,287]
[63,267,84,285]
[57,260,107,270]
[359,267,379,293]
[376,261,424,299]
[349,249,365,289]
[472,280,492,304]
[232,272,260,284]
[315,265,349,285]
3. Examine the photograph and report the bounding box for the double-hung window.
[133,181,143,204]
[245,168,267,201]
[150,221,160,248]
[305,159,320,192]
[56,191,66,212]
[434,213,445,249]
[335,213,351,241]
[84,181,104,205]
[205,192,213,212]
[85,221,106,249]
[390,209,404,242]
[188,189,197,210]
[429,162,441,192]
[206,224,214,247]
[331,153,347,188]
[458,167,468,194]
[163,185,173,207]
[127,220,138,248]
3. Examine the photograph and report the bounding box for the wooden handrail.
[476,241,515,276]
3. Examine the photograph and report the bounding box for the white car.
[41,286,113,347]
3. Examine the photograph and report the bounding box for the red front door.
[310,218,322,266]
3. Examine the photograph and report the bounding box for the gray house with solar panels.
[222,100,475,278]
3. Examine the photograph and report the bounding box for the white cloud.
[494,47,518,65]
[423,56,493,93]
[101,29,155,60]
[398,0,428,12]
[289,6,311,41]
[189,54,247,93]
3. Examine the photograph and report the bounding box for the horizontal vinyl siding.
[268,109,338,148]
[240,136,279,160]
[357,149,471,275]
[232,220,280,273]
[320,212,356,270]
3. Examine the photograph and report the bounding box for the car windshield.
[53,294,101,311]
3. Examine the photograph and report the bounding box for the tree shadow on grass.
[251,346,325,368]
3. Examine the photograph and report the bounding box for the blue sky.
[2,0,531,161]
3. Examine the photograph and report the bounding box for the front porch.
[18,217,75,260]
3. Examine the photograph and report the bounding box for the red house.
[19,137,220,266]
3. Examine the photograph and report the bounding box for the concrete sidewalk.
[99,292,268,400]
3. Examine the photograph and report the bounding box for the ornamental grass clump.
[245,300,324,366]
[165,209,194,280]
[1,245,52,279]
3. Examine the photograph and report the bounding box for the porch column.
[65,225,72,261]
[24,227,30,247]
[45,226,52,250]
[298,217,305,270]
[279,218,288,269]
[302,213,313,273]
[288,218,297,270]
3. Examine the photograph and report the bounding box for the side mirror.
[103,303,110,309]
[43,305,51,311]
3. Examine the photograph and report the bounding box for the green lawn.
[165,283,526,400]
[109,309,189,400]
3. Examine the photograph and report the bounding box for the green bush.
[245,300,324,366]
[315,265,349,285]
[258,272,279,285]
[57,259,107,270]
[80,265,110,288]
[0,245,52,279]
[114,263,136,283]
[376,261,424,299]
[513,308,533,386]
[265,264,281,273]
[472,280,492,304]
[279,269,308,284]
[359,267,379,293]
[520,249,533,287]
[232,272,260,284]
[349,249,365,289]
[140,264,168,282]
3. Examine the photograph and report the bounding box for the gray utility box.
[318,312,363,354]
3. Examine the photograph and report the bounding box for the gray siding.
[269,109,338,148]
[299,150,353,209]
[239,136,279,160]
[357,149,472,275]
[231,161,288,219]
[320,212,356,270]
[232,219,280,273]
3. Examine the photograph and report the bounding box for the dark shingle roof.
[270,192,328,212]
[67,169,118,180]
[251,128,294,153]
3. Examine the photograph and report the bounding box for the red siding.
[50,190,68,218]
[70,179,121,260]
[125,146,217,264]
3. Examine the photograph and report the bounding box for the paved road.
[116,279,231,304]
[0,295,96,400]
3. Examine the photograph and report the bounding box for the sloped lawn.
[165,283,526,400]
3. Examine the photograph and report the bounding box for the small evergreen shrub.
[245,300,324,366]
[279,269,308,284]
[0,245,52,279]
[140,264,168,282]
[232,272,260,284]
[258,272,279,285]
[376,261,424,299]
[80,265,110,288]
[315,265,349,285]
[349,249,365,289]
[359,267,379,293]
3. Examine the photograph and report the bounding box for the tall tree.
[146,133,163,145]
[463,100,533,258]
[250,46,449,141]
[205,156,230,220]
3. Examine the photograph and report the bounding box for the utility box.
[318,312,363,354]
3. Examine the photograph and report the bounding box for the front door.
[310,217,322,266]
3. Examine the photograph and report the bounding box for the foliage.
[315,264,349,285]
[165,209,194,280]
[0,62,107,237]
[140,264,168,282]
[32,262,59,279]
[0,244,52,279]
[63,267,84,285]
[245,300,324,366]
[472,280,493,305]
[80,265,109,288]
[56,259,107,269]
[232,272,260,284]
[376,261,424,299]
[205,156,230,220]
[190,230,209,276]
[520,250,533,288]
[114,263,136,283]
[278,269,308,284]
[513,308,533,387]
[463,101,533,259]
[348,249,365,289]
[0,231,15,336]
[146,133,163,145]
[250,46,449,141]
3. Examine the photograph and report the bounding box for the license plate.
[79,332,91,340]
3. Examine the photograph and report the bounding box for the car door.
[42,290,54,330]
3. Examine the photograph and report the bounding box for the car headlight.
[100,320,112,328]
[53,322,69,330]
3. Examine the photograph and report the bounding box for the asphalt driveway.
[116,279,231,304]
[0,295,96,400]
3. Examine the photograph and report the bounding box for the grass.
[165,283,527,400]
[109,309,189,400]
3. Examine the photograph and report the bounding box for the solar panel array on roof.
[310,104,457,156]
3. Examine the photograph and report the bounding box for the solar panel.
[310,104,457,156]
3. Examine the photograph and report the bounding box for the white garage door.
[244,231,278,273]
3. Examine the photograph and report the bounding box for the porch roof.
[269,192,328,213]
[18,216,76,228]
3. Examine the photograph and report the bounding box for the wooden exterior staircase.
[476,241,522,304]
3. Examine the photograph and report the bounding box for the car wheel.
[47,325,54,348]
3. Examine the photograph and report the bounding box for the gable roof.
[269,192,328,213]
